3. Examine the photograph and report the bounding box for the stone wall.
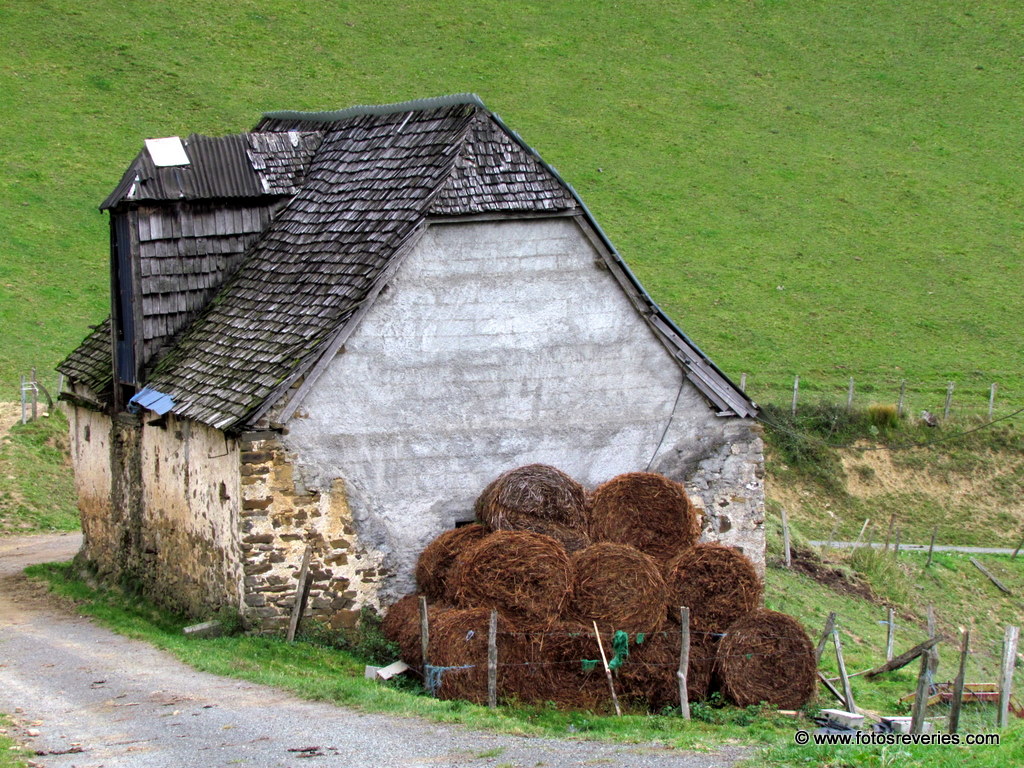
[67,402,116,572]
[238,432,384,633]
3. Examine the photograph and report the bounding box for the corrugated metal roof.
[101,132,322,210]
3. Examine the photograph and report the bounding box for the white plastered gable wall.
[283,216,765,599]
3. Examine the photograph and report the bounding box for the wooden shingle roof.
[61,94,756,427]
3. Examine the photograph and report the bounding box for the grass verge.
[24,561,793,753]
[0,409,78,535]
[0,714,29,768]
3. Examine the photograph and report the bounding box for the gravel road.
[0,533,749,768]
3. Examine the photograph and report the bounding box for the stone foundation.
[238,432,386,633]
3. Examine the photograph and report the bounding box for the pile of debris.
[383,464,815,712]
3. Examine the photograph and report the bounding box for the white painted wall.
[285,217,761,596]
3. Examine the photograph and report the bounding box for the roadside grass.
[0,714,29,768]
[3,1,1024,408]
[0,410,78,535]
[26,537,1024,766]
[24,561,794,753]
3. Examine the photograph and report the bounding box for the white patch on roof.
[145,137,190,167]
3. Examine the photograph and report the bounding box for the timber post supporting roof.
[59,94,757,426]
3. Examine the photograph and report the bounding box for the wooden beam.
[863,636,942,678]
[970,558,1013,595]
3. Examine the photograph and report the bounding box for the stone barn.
[58,95,763,633]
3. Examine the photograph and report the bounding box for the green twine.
[608,630,630,670]
[581,659,599,672]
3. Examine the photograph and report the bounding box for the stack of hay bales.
[380,465,816,712]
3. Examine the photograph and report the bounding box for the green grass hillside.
[2,1,1022,409]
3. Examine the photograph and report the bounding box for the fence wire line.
[755,404,1024,453]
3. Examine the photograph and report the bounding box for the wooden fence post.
[1013,532,1024,561]
[286,545,313,642]
[897,380,906,418]
[886,607,895,662]
[998,625,1020,729]
[833,629,855,712]
[854,519,870,549]
[678,607,691,719]
[909,651,931,734]
[420,596,431,693]
[792,375,800,416]
[487,609,498,709]
[989,383,997,420]
[781,507,792,568]
[926,526,937,568]
[892,529,901,560]
[847,377,855,410]
[740,373,747,392]
[948,629,970,735]
[815,612,837,664]
[944,382,954,421]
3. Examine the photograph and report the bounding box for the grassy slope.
[0,410,78,534]
[1,0,1023,407]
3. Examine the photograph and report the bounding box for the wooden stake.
[926,606,939,675]
[30,368,37,421]
[944,381,954,421]
[998,625,1019,729]
[926,526,938,568]
[817,671,847,706]
[791,375,799,416]
[781,507,792,568]
[948,630,970,735]
[863,636,941,678]
[286,545,313,642]
[419,596,431,693]
[909,651,931,734]
[989,383,997,420]
[487,609,498,709]
[892,529,901,559]
[847,377,855,410]
[897,380,906,418]
[886,607,895,662]
[677,607,691,719]
[883,514,895,552]
[1012,532,1024,561]
[970,557,1013,595]
[854,518,870,549]
[815,612,837,664]
[592,621,621,717]
[740,373,747,392]
[826,523,839,552]
[833,629,855,713]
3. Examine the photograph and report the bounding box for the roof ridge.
[262,93,486,124]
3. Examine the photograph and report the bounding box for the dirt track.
[0,533,748,768]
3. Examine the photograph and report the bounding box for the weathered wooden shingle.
[57,318,113,397]
[64,94,755,426]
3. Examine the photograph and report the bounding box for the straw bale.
[617,628,717,710]
[476,463,589,531]
[415,523,490,602]
[663,543,763,633]
[717,609,817,709]
[380,593,450,669]
[566,543,667,633]
[451,530,573,623]
[588,472,700,561]
[427,608,532,704]
[526,621,615,712]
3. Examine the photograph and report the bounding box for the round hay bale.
[717,609,817,709]
[381,594,450,669]
[663,543,763,633]
[588,472,700,561]
[566,543,668,633]
[451,530,573,623]
[476,464,589,530]
[506,517,592,554]
[618,628,717,710]
[527,621,616,712]
[427,608,531,704]
[415,524,490,602]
